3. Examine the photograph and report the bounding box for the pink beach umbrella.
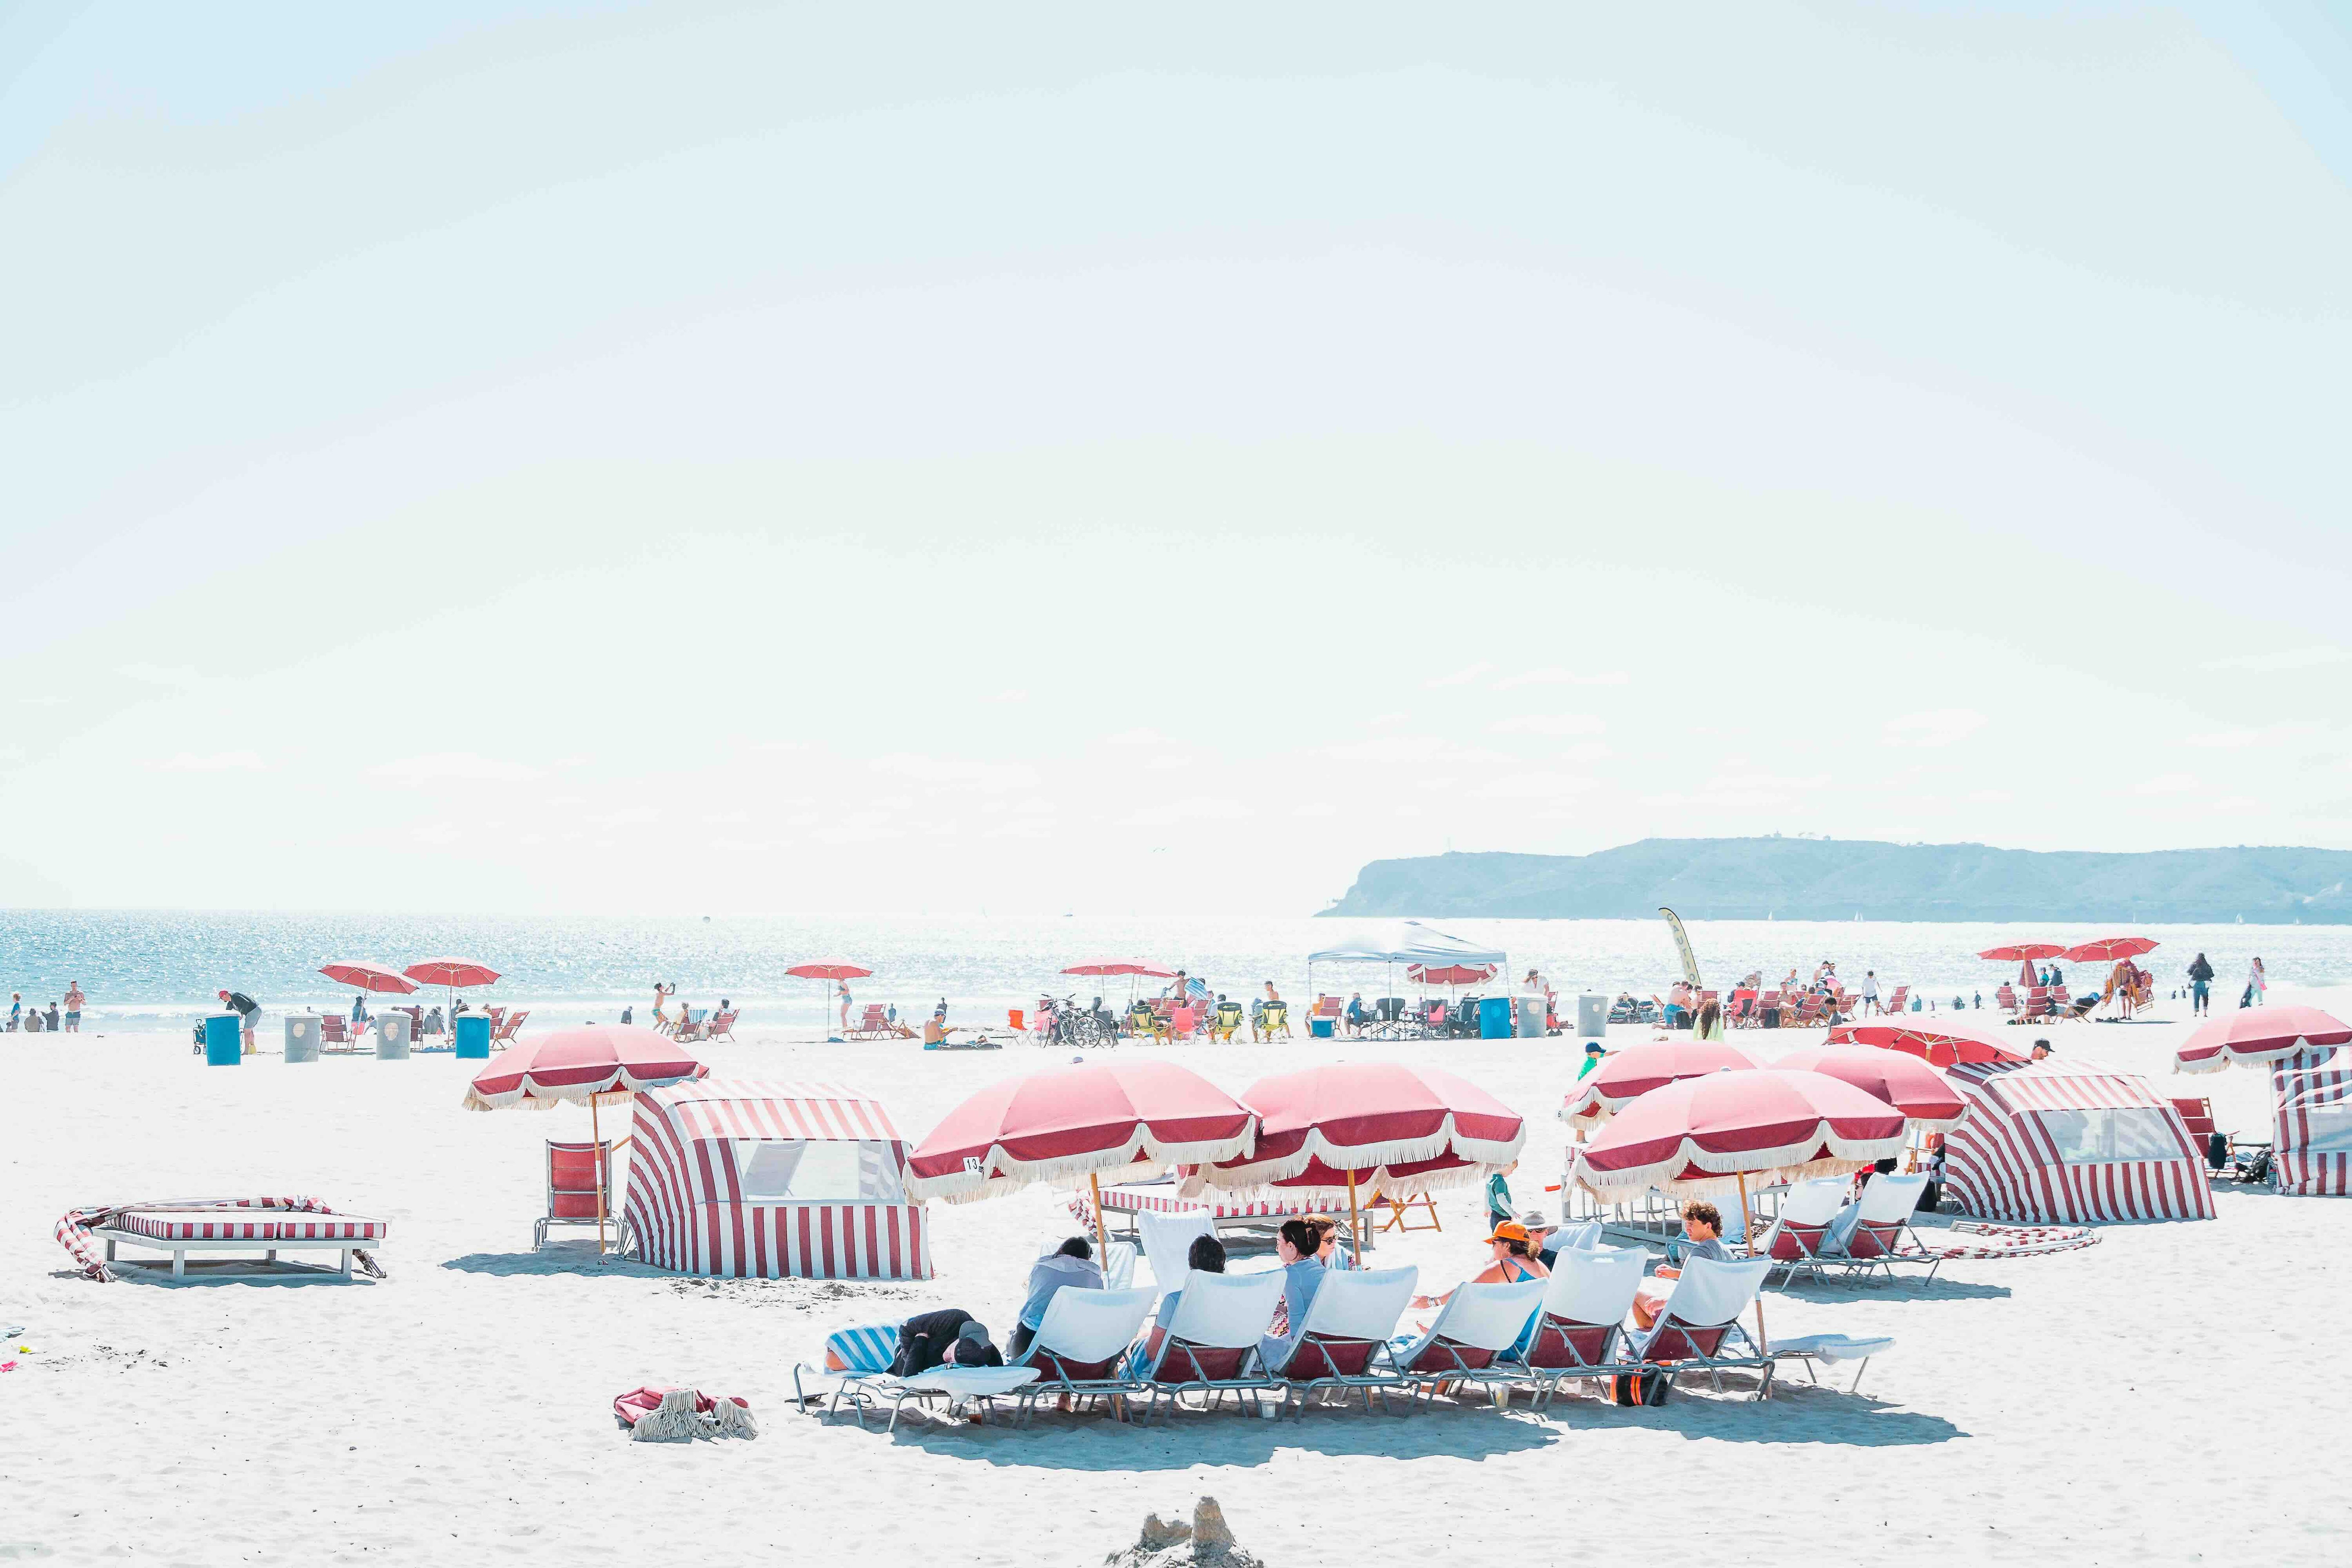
[2061,935,2160,965]
[1561,1039,1762,1128]
[1829,1020,2025,1069]
[1060,958,1176,1012]
[319,961,418,995]
[1772,1044,1967,1131]
[905,1060,1256,1247]
[2174,1006,2352,1076]
[787,959,873,1040]
[462,1025,708,1251]
[1193,1062,1526,1258]
[404,958,501,1039]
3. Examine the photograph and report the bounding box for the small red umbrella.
[319,961,418,995]
[787,960,873,1039]
[1193,1062,1526,1258]
[1829,1020,2027,1068]
[1773,1044,1966,1131]
[1977,944,2065,962]
[2174,1006,2352,1076]
[1406,963,1497,987]
[1562,1040,1761,1128]
[1060,958,1170,978]
[404,958,501,1040]
[461,1025,708,1251]
[2062,936,2160,964]
[905,1061,1256,1246]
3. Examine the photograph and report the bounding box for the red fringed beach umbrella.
[1976,944,2065,962]
[1829,1021,2026,1068]
[1571,1069,1908,1200]
[1060,958,1173,978]
[2174,1006,2352,1076]
[404,958,501,1039]
[1192,1062,1526,1258]
[461,1025,708,1252]
[905,1061,1256,1244]
[1773,1044,1967,1131]
[1561,1040,1762,1128]
[320,961,418,995]
[1406,963,1498,988]
[787,959,874,1040]
[2062,936,2160,964]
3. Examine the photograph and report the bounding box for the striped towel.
[824,1322,901,1375]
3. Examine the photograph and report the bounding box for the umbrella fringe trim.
[1180,1160,1512,1204]
[1583,1157,1883,1204]
[1571,1125,1909,1197]
[902,1129,1258,1205]
[1188,1118,1523,1189]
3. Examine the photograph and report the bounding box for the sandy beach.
[5,992,2345,1567]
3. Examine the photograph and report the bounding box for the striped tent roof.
[1947,1055,2174,1116]
[640,1079,905,1144]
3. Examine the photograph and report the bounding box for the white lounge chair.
[1263,1265,1419,1415]
[1009,1286,1156,1416]
[1752,1176,1853,1285]
[1388,1277,1548,1407]
[1508,1246,1646,1405]
[1823,1173,1938,1285]
[1138,1209,1216,1297]
[1624,1255,1776,1399]
[1135,1270,1287,1422]
[792,1321,1038,1431]
[1101,1239,1139,1292]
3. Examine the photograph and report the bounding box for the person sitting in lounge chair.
[1409,1219,1547,1311]
[1258,1218,1328,1370]
[1632,1201,1730,1330]
[1010,1237,1104,1357]
[1344,993,1371,1036]
[1142,1233,1227,1361]
[1305,1213,1356,1273]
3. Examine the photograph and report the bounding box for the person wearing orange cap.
[1410,1218,1548,1310]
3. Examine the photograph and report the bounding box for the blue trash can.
[204,1013,243,1066]
[454,1014,491,1058]
[1479,996,1512,1039]
[1309,1017,1334,1039]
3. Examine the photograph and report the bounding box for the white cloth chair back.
[1101,1240,1138,1291]
[1855,1172,1928,1224]
[1655,1255,1771,1330]
[1553,1220,1604,1252]
[1291,1265,1418,1343]
[1424,1277,1547,1353]
[1536,1245,1646,1325]
[1138,1209,1216,1295]
[1028,1285,1155,1364]
[1159,1269,1286,1350]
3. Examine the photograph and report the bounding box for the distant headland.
[1321,837,2352,924]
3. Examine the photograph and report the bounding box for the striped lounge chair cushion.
[1100,1185,1309,1220]
[114,1210,387,1243]
[824,1322,901,1374]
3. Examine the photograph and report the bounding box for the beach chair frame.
[1134,1271,1287,1423]
[794,1322,1040,1431]
[1498,1247,1646,1406]
[1624,1256,1777,1399]
[1010,1287,1156,1419]
[1263,1266,1419,1417]
[1823,1174,1942,1285]
[1388,1277,1548,1409]
[1754,1176,1853,1286]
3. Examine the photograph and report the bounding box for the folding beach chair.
[536,1139,614,1248]
[1374,1191,1443,1233]
[1264,1265,1419,1416]
[1138,1209,1216,1297]
[846,1004,893,1040]
[792,1322,1039,1431]
[1388,1277,1547,1408]
[1261,1001,1290,1040]
[321,1014,350,1049]
[1010,1287,1156,1418]
[1995,982,2018,1014]
[1135,1270,1287,1422]
[1505,1246,1646,1406]
[1210,1001,1243,1043]
[490,1008,528,1047]
[1823,1173,1939,1285]
[1752,1176,1853,1285]
[1624,1256,1776,1398]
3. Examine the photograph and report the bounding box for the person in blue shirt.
[1258,1219,1327,1372]
[1009,1236,1104,1357]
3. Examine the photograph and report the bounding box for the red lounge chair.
[709,1008,738,1042]
[490,1008,528,1047]
[846,1004,895,1040]
[537,1139,615,1249]
[1880,984,1909,1016]
[321,1015,350,1047]
[1995,983,2018,1013]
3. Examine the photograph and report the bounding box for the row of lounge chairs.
[1754,1174,1947,1285]
[319,1007,528,1049]
[1993,983,2098,1022]
[794,1248,1787,1432]
[658,1007,736,1043]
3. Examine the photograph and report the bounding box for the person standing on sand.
[837,979,853,1033]
[2187,953,2214,1016]
[7,993,18,1031]
[2247,957,2267,1007]
[1860,970,1880,1016]
[219,989,260,1053]
[63,982,84,1032]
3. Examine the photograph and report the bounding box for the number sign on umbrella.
[2174,1006,2352,1075]
[904,1060,1256,1249]
[1772,1045,1967,1131]
[1561,1040,1762,1128]
[1192,1062,1526,1262]
[463,1025,708,1253]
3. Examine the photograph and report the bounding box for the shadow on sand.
[441,1247,668,1279]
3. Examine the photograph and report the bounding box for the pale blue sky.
[3,2,2348,914]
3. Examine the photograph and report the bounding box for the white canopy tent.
[1306,920,1510,1020]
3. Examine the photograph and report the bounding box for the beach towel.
[1901,1221,2096,1261]
[54,1197,387,1282]
[612,1386,758,1441]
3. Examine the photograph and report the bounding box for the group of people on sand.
[7,983,82,1033]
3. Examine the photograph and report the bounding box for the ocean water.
[2,909,2346,1031]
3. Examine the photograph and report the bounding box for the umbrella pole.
[1346,1168,1361,1268]
[1737,1171,1764,1353]
[593,1096,608,1256]
[1089,1171,1110,1254]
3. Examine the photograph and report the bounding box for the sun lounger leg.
[105,1239,116,1262]
[340,1250,352,1277]
[172,1250,185,1278]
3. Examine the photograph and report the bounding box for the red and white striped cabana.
[1943,1057,2214,1223]
[2273,1048,2352,1198]
[622,1079,931,1281]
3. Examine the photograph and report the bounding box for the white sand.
[6,994,2348,1566]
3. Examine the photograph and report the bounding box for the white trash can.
[1515,995,1548,1038]
[284,1014,321,1063]
[374,1014,410,1060]
[1577,994,1608,1038]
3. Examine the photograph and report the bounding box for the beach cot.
[1388,1276,1548,1408]
[1138,1209,1217,1297]
[1010,1286,1157,1417]
[1753,1176,1854,1285]
[1508,1246,1646,1405]
[1624,1255,1776,1399]
[795,1322,1039,1431]
[91,1205,388,1280]
[537,1139,615,1250]
[1264,1265,1419,1416]
[1135,1269,1288,1422]
[847,1005,895,1040]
